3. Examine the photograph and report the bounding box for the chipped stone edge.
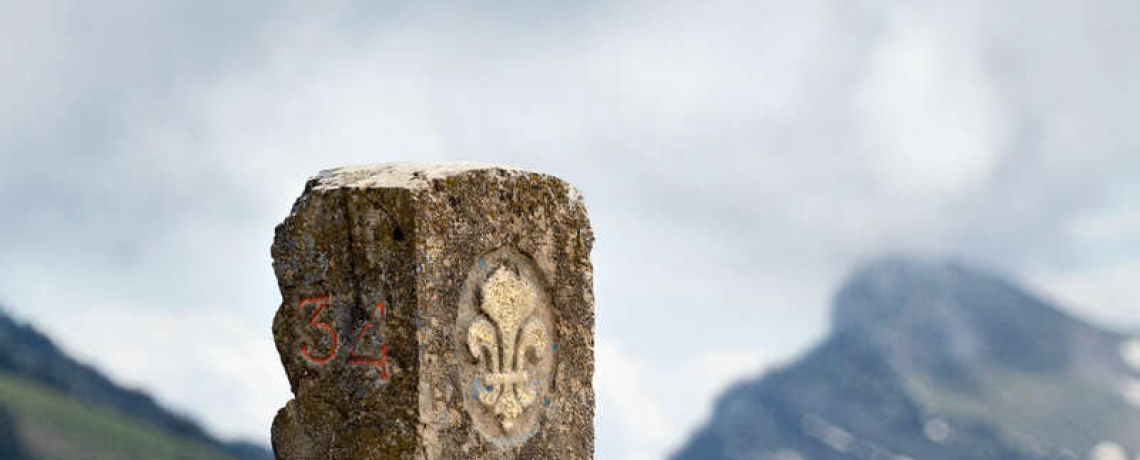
[311,162,523,191]
[307,161,591,227]
[311,162,584,203]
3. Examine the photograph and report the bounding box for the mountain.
[0,307,272,460]
[671,258,1140,460]
[0,404,30,460]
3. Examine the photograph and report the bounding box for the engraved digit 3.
[349,302,390,379]
[298,296,338,364]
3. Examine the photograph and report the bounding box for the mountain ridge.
[672,257,1140,460]
[0,305,272,460]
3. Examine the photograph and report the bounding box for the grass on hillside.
[0,371,244,460]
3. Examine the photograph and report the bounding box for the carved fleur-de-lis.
[467,267,549,431]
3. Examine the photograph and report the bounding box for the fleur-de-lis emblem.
[467,267,549,431]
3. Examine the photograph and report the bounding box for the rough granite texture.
[270,163,594,460]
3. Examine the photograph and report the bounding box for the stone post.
[270,163,594,460]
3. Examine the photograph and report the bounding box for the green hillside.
[0,371,245,460]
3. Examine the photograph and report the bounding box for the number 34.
[297,296,390,379]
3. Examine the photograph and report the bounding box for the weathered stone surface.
[270,163,594,460]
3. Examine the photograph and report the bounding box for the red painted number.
[349,302,390,380]
[298,296,338,364]
[297,296,390,379]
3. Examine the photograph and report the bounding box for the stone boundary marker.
[270,163,594,460]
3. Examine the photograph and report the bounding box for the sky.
[1,0,1138,459]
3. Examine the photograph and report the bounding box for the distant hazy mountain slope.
[0,371,247,460]
[0,404,30,460]
[671,258,1140,460]
[0,308,271,460]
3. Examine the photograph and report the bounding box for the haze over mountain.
[0,306,272,460]
[672,258,1140,460]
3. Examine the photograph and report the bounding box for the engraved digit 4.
[349,302,390,379]
[298,296,338,364]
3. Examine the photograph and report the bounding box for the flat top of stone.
[312,162,525,191]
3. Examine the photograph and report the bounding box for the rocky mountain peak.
[672,257,1140,460]
[831,257,1113,376]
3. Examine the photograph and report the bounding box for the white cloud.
[596,339,673,460]
[1,0,1140,456]
[46,305,290,443]
[1067,188,1140,263]
[855,1,1009,198]
[1031,261,1140,328]
[597,339,776,460]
